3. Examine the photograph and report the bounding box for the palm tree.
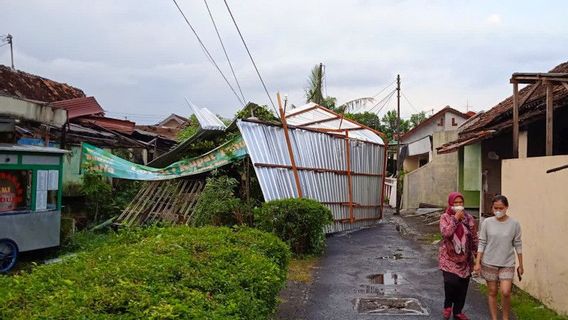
[305,63,374,113]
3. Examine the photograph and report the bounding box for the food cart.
[0,144,66,272]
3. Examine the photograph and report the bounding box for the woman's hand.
[518,265,524,276]
[473,263,481,275]
[455,210,465,221]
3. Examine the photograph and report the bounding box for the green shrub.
[255,198,333,255]
[191,175,241,227]
[0,226,290,320]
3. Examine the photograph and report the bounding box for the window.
[452,117,458,126]
[0,170,32,213]
[35,170,59,211]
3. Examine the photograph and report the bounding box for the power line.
[374,90,397,115]
[203,0,246,103]
[172,0,245,107]
[223,0,276,113]
[366,89,396,113]
[401,91,420,113]
[372,80,396,98]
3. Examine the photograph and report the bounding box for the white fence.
[384,177,397,208]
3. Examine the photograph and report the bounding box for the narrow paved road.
[303,221,492,319]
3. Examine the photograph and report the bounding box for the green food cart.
[0,144,66,272]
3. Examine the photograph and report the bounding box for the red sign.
[0,172,24,212]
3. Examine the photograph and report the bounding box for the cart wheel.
[0,239,18,273]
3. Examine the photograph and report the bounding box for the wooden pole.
[512,81,519,158]
[546,82,554,156]
[278,92,303,198]
[395,74,401,215]
[345,130,354,223]
[379,142,388,220]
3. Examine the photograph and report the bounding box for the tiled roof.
[50,96,105,119]
[0,65,85,102]
[461,60,568,134]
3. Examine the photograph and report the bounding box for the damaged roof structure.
[438,61,568,154]
[239,103,387,233]
[92,102,387,233]
[0,65,178,156]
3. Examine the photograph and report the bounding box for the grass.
[420,232,442,243]
[478,284,568,320]
[287,256,319,283]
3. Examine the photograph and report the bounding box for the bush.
[0,226,290,320]
[255,198,333,255]
[191,175,241,227]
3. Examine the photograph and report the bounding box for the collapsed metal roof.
[285,102,385,145]
[238,115,386,234]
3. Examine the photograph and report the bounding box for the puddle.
[356,285,397,295]
[367,272,403,285]
[355,297,428,315]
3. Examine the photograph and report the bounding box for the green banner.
[81,137,248,180]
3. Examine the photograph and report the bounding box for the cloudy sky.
[2,1,567,124]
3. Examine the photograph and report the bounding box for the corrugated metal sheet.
[238,120,386,233]
[50,96,105,119]
[286,102,384,144]
[187,100,227,131]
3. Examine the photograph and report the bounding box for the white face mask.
[452,206,464,211]
[494,210,505,218]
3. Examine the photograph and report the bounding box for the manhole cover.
[367,272,404,285]
[355,297,428,315]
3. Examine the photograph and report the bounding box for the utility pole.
[395,74,401,215]
[6,34,14,70]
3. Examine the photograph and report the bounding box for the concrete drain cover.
[355,297,428,315]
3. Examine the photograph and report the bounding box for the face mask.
[452,206,464,211]
[494,210,505,218]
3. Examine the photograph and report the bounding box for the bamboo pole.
[278,92,303,198]
[345,130,354,223]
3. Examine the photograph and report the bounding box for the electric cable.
[172,0,245,106]
[223,0,277,113]
[203,0,247,103]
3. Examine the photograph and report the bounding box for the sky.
[2,0,568,124]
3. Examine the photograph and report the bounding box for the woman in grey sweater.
[474,195,523,320]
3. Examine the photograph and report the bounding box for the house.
[0,65,176,189]
[400,106,470,208]
[156,113,189,130]
[437,61,568,315]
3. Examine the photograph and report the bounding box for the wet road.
[304,222,492,319]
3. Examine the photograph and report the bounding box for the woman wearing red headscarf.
[439,192,478,320]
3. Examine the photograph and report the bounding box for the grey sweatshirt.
[478,216,522,267]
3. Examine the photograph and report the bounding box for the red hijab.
[446,192,465,240]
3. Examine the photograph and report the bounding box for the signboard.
[0,171,26,212]
[81,136,248,181]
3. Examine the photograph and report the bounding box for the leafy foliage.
[80,170,140,225]
[255,198,333,255]
[344,112,382,131]
[176,114,199,142]
[191,175,242,227]
[410,111,428,128]
[235,103,278,122]
[381,110,411,141]
[0,226,290,320]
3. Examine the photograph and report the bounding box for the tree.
[344,112,382,132]
[410,111,428,128]
[304,63,376,113]
[381,110,410,141]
